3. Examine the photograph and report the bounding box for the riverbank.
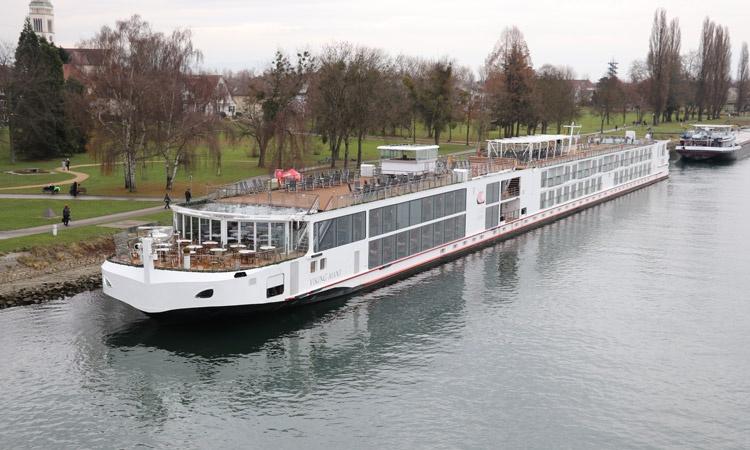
[0,237,111,309]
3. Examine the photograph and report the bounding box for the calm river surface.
[2,158,750,449]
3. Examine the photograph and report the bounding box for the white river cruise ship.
[102,131,670,318]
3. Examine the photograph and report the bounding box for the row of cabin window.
[541,147,655,188]
[614,163,651,185]
[368,215,466,269]
[369,189,467,237]
[540,177,603,209]
[313,212,366,252]
[486,182,500,204]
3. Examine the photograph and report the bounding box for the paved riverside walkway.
[0,167,88,191]
[0,193,160,201]
[0,204,166,240]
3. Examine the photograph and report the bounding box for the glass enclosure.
[174,211,301,254]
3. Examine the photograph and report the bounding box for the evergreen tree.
[9,19,73,160]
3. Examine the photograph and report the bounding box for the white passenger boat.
[675,124,750,161]
[102,131,670,319]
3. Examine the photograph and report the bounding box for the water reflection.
[106,297,351,358]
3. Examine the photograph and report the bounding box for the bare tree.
[646,8,681,125]
[696,18,732,120]
[311,43,354,168]
[82,16,158,191]
[628,59,649,123]
[236,50,312,169]
[376,57,412,139]
[709,24,732,119]
[0,42,14,145]
[737,42,749,114]
[349,47,386,167]
[399,55,423,143]
[453,66,479,145]
[534,65,578,134]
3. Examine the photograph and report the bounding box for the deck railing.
[109,226,307,273]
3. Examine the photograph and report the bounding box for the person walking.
[65,158,71,171]
[62,205,71,227]
[70,181,78,197]
[185,188,192,204]
[164,193,171,209]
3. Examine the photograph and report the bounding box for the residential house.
[570,79,596,105]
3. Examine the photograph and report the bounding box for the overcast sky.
[2,0,748,79]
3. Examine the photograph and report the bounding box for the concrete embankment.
[0,271,102,309]
[0,238,112,310]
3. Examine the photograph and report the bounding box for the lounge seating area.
[115,237,303,272]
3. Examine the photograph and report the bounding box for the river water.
[2,158,750,449]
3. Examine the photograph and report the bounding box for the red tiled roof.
[63,48,105,66]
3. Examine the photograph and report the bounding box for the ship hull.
[121,172,669,321]
[677,141,750,162]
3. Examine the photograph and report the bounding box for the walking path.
[0,193,160,201]
[0,167,89,191]
[0,204,167,240]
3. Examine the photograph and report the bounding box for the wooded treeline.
[232,25,580,170]
[630,9,745,125]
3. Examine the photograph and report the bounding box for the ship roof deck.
[205,140,655,214]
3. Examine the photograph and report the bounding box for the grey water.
[2,159,750,449]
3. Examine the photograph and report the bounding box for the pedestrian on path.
[62,205,71,227]
[164,193,171,209]
[70,181,78,197]
[64,158,70,171]
[185,188,192,204]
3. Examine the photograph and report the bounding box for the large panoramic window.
[256,222,269,248]
[271,223,286,250]
[227,221,238,243]
[239,221,255,249]
[485,204,499,229]
[314,212,366,252]
[367,215,467,269]
[368,188,467,238]
[487,182,500,204]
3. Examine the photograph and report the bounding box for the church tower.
[28,0,54,42]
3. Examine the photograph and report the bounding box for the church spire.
[28,0,54,42]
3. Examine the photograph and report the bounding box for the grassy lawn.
[0,128,473,197]
[0,210,173,254]
[0,198,161,231]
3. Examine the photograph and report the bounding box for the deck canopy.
[487,134,578,162]
[378,144,439,175]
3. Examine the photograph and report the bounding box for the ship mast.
[563,122,582,153]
